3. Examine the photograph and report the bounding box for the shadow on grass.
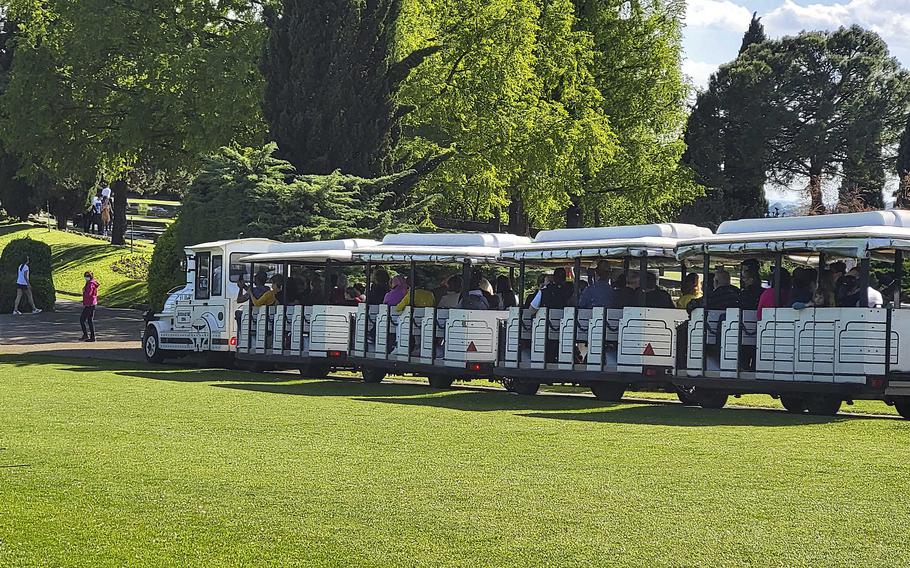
[521,405,850,427]
[214,379,432,398]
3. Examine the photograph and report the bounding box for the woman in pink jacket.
[80,271,99,342]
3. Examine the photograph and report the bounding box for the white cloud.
[682,59,719,89]
[763,0,910,55]
[685,0,754,30]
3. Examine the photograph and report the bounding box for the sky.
[681,0,910,207]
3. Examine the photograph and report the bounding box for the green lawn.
[0,223,152,308]
[2,355,909,567]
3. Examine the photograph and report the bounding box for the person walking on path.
[13,256,42,315]
[80,271,99,341]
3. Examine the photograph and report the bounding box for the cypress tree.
[261,0,440,178]
[739,13,766,54]
[896,115,910,208]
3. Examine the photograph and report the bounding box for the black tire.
[780,395,807,414]
[676,386,698,406]
[361,367,387,384]
[694,388,728,409]
[590,382,626,402]
[502,378,540,395]
[299,362,331,379]
[143,327,166,364]
[805,395,842,416]
[428,375,455,389]
[894,397,910,420]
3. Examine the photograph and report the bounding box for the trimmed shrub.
[0,238,56,312]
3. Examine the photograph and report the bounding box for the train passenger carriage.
[348,232,531,387]
[233,239,378,376]
[495,223,712,400]
[671,210,910,416]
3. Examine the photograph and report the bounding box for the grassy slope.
[0,223,153,308]
[2,355,909,567]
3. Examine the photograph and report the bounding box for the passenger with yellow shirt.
[252,275,284,307]
[676,272,702,311]
[394,285,436,313]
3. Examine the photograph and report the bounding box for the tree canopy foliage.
[1,0,270,240]
[395,0,696,231]
[148,144,429,309]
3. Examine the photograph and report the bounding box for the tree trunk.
[55,215,68,230]
[808,164,824,215]
[896,172,910,209]
[507,194,529,236]
[111,179,128,245]
[564,195,582,228]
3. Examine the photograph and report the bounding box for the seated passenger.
[756,268,790,319]
[794,270,834,309]
[676,272,701,310]
[394,279,436,313]
[479,277,500,309]
[367,268,391,305]
[789,268,816,307]
[837,274,884,308]
[459,272,492,310]
[706,269,740,310]
[330,273,349,305]
[578,260,614,309]
[643,272,674,308]
[437,275,462,308]
[383,275,408,306]
[739,267,763,310]
[611,270,641,310]
[495,275,519,309]
[252,274,284,307]
[523,274,551,309]
[529,268,573,312]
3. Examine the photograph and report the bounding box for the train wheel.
[502,378,540,395]
[299,363,331,379]
[675,386,698,406]
[805,395,842,416]
[893,397,910,420]
[694,389,728,409]
[143,327,166,364]
[780,395,807,414]
[361,367,387,384]
[427,375,455,389]
[590,383,626,402]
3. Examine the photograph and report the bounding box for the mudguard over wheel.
[361,366,387,384]
[428,375,455,389]
[143,327,167,364]
[780,395,807,414]
[805,395,842,416]
[590,382,626,402]
[502,378,540,395]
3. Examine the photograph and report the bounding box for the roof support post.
[638,255,647,306]
[894,250,904,309]
[773,253,782,307]
[859,257,871,304]
[363,262,372,355]
[701,252,710,376]
[408,260,416,363]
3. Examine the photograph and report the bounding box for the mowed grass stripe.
[1,355,909,567]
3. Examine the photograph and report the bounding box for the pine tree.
[261,0,439,178]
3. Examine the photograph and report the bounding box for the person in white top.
[101,185,112,199]
[13,256,42,315]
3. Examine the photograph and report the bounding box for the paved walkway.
[0,300,147,362]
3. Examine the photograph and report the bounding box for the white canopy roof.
[186,238,276,252]
[499,223,712,262]
[678,210,910,260]
[354,232,532,263]
[236,238,379,264]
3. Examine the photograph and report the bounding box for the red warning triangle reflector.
[467,341,478,353]
[642,343,655,356]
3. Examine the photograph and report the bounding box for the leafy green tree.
[396,0,616,231]
[148,145,429,309]
[2,0,270,244]
[261,0,440,178]
[573,0,699,226]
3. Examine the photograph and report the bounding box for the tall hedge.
[147,144,430,310]
[0,238,56,312]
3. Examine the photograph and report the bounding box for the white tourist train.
[142,210,910,419]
